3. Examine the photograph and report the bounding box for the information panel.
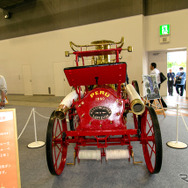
[143,75,160,100]
[0,109,21,188]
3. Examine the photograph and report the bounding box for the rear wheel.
[132,80,141,131]
[141,106,162,174]
[46,111,68,175]
[69,108,79,131]
[132,80,140,95]
[133,114,141,135]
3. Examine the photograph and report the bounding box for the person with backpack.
[150,62,167,108]
[175,67,186,96]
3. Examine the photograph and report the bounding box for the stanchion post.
[166,104,187,149]
[33,108,37,142]
[176,104,179,142]
[27,108,45,149]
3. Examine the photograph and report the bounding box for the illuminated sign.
[160,24,170,35]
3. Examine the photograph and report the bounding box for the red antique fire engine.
[46,37,162,176]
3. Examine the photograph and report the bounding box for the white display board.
[143,75,160,100]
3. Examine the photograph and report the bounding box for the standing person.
[167,69,175,96]
[175,67,186,96]
[150,62,167,108]
[0,75,7,109]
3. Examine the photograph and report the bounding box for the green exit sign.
[160,24,170,35]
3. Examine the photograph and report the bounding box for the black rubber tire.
[132,80,140,95]
[46,111,67,175]
[69,108,75,131]
[133,114,141,136]
[69,108,79,131]
[141,106,162,174]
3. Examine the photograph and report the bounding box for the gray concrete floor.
[3,94,188,188]
[6,94,63,108]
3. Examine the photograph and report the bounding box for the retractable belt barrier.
[17,104,188,149]
[148,103,188,149]
[17,108,49,149]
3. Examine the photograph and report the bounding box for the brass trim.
[70,37,124,52]
[54,105,69,120]
[67,152,76,166]
[130,99,145,115]
[131,151,142,164]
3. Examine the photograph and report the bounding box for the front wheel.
[133,114,141,133]
[141,106,162,174]
[46,111,68,175]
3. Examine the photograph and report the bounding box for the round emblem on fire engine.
[89,106,112,120]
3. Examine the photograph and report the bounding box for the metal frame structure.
[46,38,162,176]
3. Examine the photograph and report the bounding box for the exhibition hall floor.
[5,95,188,188]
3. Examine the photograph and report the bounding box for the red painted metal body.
[73,48,122,65]
[75,87,126,130]
[46,42,162,175]
[64,63,126,87]
[63,48,132,149]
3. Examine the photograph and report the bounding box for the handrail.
[70,37,124,52]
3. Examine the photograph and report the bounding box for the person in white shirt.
[0,75,7,108]
[150,64,161,85]
[149,62,167,108]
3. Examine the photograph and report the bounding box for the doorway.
[22,64,33,95]
[167,50,187,97]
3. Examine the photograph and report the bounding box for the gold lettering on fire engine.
[90,91,110,98]
[90,93,94,98]
[100,91,104,95]
[105,93,110,97]
[95,91,99,95]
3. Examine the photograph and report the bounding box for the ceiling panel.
[0,0,24,8]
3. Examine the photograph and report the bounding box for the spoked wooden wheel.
[69,108,79,131]
[141,106,162,174]
[132,80,141,131]
[132,80,141,130]
[133,114,141,132]
[132,80,140,95]
[46,111,68,175]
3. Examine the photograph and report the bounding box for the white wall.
[145,9,188,98]
[0,9,188,97]
[0,15,144,96]
[146,9,188,51]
